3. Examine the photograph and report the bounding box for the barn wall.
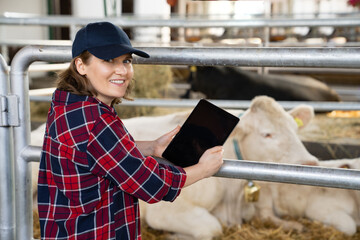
[133,0,171,42]
[72,0,106,17]
[0,0,47,40]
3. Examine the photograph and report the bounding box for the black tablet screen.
[162,99,239,167]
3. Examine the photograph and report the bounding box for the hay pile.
[141,217,360,240]
[33,210,40,239]
[298,113,360,145]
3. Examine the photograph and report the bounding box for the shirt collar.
[52,89,115,113]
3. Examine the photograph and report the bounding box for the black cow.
[183,66,340,101]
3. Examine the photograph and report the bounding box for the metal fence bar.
[0,55,15,240]
[2,39,360,49]
[12,45,360,68]
[9,45,360,240]
[215,159,360,190]
[23,146,360,190]
[28,97,360,111]
[1,15,360,28]
[136,47,360,68]
[117,99,360,111]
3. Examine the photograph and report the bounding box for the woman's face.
[76,53,134,106]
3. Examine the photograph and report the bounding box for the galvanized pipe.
[215,160,360,190]
[0,55,15,240]
[11,45,360,68]
[9,45,360,239]
[2,39,360,49]
[22,146,42,163]
[10,46,69,240]
[106,98,360,112]
[29,97,360,111]
[136,47,360,68]
[1,15,360,28]
[26,146,360,190]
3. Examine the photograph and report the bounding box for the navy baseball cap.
[72,21,150,59]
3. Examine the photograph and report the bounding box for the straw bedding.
[33,212,360,239]
[141,217,360,240]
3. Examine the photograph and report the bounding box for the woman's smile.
[110,79,125,84]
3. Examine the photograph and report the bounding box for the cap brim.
[88,44,150,59]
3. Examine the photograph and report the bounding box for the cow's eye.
[262,133,272,138]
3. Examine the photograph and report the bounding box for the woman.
[38,21,223,239]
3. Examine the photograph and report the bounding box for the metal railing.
[134,46,360,68]
[1,15,360,28]
[0,54,15,240]
[3,45,360,240]
[29,96,360,112]
[1,14,360,47]
[23,145,360,190]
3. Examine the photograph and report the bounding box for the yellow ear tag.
[190,66,197,72]
[294,117,304,128]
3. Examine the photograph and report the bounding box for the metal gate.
[1,45,360,240]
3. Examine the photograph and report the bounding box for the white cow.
[233,96,360,235]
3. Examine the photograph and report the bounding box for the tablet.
[162,99,240,167]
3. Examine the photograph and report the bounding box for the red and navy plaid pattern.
[38,90,186,239]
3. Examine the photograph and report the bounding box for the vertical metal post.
[261,0,271,75]
[0,54,15,240]
[10,48,34,240]
[10,45,70,240]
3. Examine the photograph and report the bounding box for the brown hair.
[56,51,134,106]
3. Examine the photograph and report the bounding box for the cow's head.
[234,96,318,165]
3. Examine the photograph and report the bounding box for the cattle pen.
[0,44,359,240]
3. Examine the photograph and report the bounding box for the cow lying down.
[30,96,360,239]
[234,97,360,236]
[122,96,360,239]
[184,66,340,102]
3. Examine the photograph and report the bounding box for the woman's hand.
[197,146,224,178]
[135,126,180,158]
[183,146,224,187]
[152,126,180,158]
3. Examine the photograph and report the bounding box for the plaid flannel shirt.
[38,90,186,239]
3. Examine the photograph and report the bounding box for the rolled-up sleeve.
[87,112,187,203]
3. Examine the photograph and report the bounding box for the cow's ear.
[288,105,314,129]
